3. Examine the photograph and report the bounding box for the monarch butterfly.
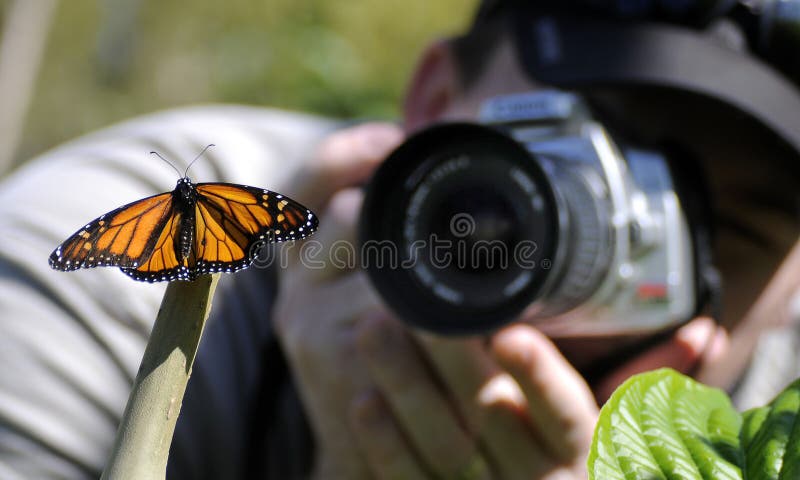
[49,147,318,282]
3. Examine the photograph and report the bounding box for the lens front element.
[360,123,561,334]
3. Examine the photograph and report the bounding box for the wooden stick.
[101,274,220,480]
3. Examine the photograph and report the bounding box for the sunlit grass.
[17,0,476,163]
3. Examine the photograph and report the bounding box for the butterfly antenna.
[150,151,182,178]
[184,144,215,177]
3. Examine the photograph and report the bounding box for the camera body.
[479,90,696,336]
[358,1,800,336]
[360,90,697,335]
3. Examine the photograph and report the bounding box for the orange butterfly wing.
[49,192,175,272]
[191,182,318,274]
[119,206,191,282]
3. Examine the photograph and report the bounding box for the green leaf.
[589,370,800,479]
[589,368,742,480]
[707,406,745,469]
[740,379,800,479]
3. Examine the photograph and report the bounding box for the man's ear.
[403,39,461,132]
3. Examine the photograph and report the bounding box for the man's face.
[420,33,536,126]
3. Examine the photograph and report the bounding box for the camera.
[359,90,699,335]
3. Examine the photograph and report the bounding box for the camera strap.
[510,15,800,167]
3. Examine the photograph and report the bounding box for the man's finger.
[477,374,553,479]
[491,324,598,463]
[414,332,500,433]
[594,317,728,402]
[294,122,403,214]
[274,269,382,347]
[281,186,364,276]
[350,390,429,480]
[356,312,489,479]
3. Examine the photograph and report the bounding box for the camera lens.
[428,185,518,275]
[359,123,562,334]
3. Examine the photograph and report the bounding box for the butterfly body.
[174,178,197,262]
[50,177,317,282]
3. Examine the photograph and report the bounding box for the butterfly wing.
[119,204,191,282]
[49,191,175,272]
[192,182,318,274]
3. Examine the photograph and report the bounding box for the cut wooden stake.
[101,274,220,480]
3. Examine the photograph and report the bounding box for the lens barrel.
[359,123,561,334]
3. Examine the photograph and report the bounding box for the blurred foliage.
[15,0,476,162]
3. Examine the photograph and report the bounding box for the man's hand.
[272,122,404,478]
[351,313,727,479]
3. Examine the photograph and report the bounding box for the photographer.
[279,2,800,479]
[2,0,800,479]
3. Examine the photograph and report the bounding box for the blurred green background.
[1,0,476,169]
